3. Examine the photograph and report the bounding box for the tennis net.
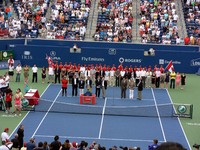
[27,98,192,118]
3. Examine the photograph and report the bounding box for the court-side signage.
[8,44,200,73]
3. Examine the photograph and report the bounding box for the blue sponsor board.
[8,44,200,73]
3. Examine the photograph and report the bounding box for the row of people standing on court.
[61,74,143,100]
[8,63,38,83]
[63,75,108,99]
[8,62,186,90]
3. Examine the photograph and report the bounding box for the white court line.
[106,97,154,101]
[166,89,191,150]
[34,134,165,143]
[98,98,107,139]
[9,83,51,138]
[31,89,62,138]
[151,88,166,142]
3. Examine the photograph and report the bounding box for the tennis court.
[10,84,191,149]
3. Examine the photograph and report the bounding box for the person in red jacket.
[5,87,13,114]
[184,36,190,45]
[61,76,68,96]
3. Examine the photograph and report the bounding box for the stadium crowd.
[93,0,133,42]
[139,0,179,44]
[0,0,200,45]
[183,0,200,45]
[0,0,90,39]
[1,127,189,150]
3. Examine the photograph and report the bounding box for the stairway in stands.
[85,0,99,41]
[132,0,140,43]
[175,0,187,40]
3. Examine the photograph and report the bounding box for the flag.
[166,60,174,72]
[46,54,53,66]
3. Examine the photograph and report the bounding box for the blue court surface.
[10,84,191,150]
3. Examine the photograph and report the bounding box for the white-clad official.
[32,64,38,83]
[15,63,22,82]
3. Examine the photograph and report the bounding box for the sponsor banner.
[8,44,200,73]
[190,58,200,66]
[0,50,14,61]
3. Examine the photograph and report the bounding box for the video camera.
[193,144,200,149]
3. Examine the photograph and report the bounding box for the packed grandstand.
[0,0,198,150]
[0,0,199,45]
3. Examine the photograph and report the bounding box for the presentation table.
[24,89,40,105]
[80,94,96,105]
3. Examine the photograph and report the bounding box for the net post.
[190,104,193,119]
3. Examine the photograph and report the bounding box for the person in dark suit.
[78,77,85,96]
[54,65,61,84]
[101,77,107,99]
[95,68,100,80]
[137,78,143,100]
[17,124,24,150]
[86,76,92,92]
[124,70,130,79]
[121,77,128,98]
[95,76,101,97]
[99,69,105,78]
[72,75,79,96]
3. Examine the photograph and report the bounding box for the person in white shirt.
[155,68,161,88]
[90,66,96,85]
[109,69,115,87]
[145,69,152,88]
[32,64,38,83]
[1,128,11,144]
[0,76,6,91]
[15,63,22,82]
[101,77,107,99]
[176,36,181,45]
[8,64,14,81]
[4,72,10,88]
[0,141,10,150]
[140,68,147,88]
[80,65,85,79]
[84,68,90,79]
[104,69,110,86]
[135,68,141,87]
[120,69,125,81]
[0,128,13,149]
[7,56,14,66]
[48,65,54,83]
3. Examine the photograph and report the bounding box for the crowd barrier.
[0,39,200,73]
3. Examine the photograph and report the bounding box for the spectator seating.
[0,0,200,46]
[93,0,133,43]
[183,0,200,45]
[12,0,50,38]
[139,0,179,44]
[47,0,90,40]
